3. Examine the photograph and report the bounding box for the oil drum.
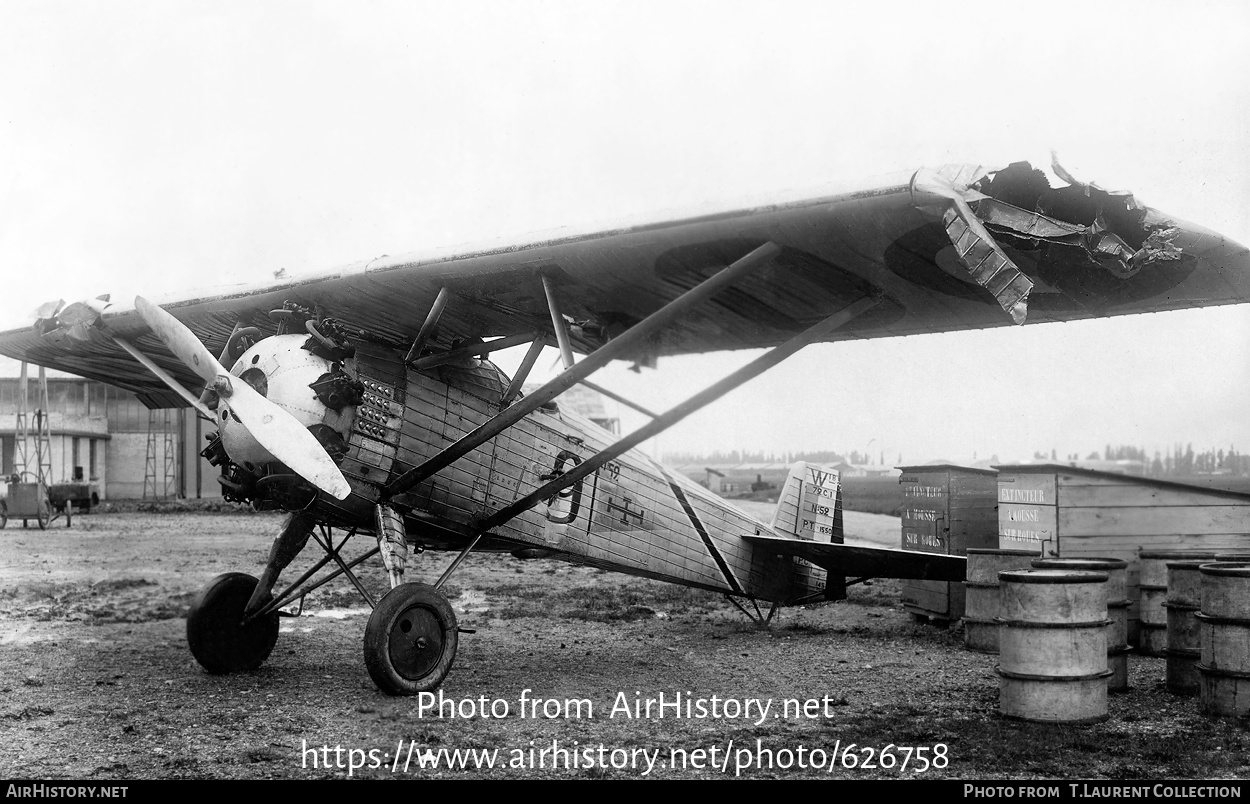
[1197,562,1250,717]
[1032,558,1130,692]
[1139,550,1222,657]
[962,548,1039,653]
[997,569,1111,724]
[1165,560,1208,695]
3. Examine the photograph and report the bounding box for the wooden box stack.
[897,464,998,623]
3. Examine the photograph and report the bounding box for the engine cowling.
[215,334,357,474]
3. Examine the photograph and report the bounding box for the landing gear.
[364,583,458,695]
[185,518,461,694]
[187,573,279,674]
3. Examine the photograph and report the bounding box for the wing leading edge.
[2,158,1248,405]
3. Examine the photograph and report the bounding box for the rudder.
[771,462,846,600]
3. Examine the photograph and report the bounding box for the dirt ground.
[2,509,1248,780]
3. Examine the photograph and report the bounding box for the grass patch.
[842,579,902,607]
[490,579,724,621]
[98,498,265,514]
[3,706,54,720]
[1,577,191,623]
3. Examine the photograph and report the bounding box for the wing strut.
[383,240,783,499]
[472,293,881,533]
[404,286,452,364]
[542,275,576,370]
[578,379,659,419]
[501,337,548,406]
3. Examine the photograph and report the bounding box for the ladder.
[14,363,29,478]
[13,363,52,486]
[34,368,52,486]
[143,409,178,499]
[162,410,177,498]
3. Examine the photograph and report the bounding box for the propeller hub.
[134,295,353,500]
[217,334,355,474]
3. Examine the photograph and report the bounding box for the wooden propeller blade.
[134,296,223,384]
[222,378,352,501]
[136,295,351,501]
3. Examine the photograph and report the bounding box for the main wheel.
[364,583,458,695]
[36,498,49,530]
[187,572,279,674]
[0,501,6,529]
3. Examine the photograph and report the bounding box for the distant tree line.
[1031,443,1249,477]
[672,442,1250,477]
[666,448,886,466]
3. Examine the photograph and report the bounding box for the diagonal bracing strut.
[383,241,783,499]
[404,287,452,364]
[472,293,880,533]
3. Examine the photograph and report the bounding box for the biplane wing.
[742,534,966,583]
[2,158,1248,407]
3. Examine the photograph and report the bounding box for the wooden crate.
[898,464,999,622]
[995,464,1250,643]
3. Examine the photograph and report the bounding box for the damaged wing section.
[911,156,1189,325]
[912,164,1034,324]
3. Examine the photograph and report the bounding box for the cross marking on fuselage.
[606,495,645,526]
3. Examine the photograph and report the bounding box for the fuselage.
[215,335,826,603]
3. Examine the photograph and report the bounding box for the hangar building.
[0,357,218,500]
[1,360,619,501]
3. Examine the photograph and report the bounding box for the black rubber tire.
[187,572,279,674]
[364,582,458,696]
[36,499,49,530]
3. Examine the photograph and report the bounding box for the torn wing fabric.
[911,165,1034,325]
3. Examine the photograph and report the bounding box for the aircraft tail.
[771,462,844,542]
[771,462,846,599]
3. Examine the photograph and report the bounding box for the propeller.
[134,296,352,500]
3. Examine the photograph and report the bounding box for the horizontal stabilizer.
[743,534,966,582]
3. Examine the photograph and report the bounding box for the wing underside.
[2,159,1248,404]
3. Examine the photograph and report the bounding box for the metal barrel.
[962,548,1040,654]
[1139,550,1231,657]
[997,569,1111,724]
[1032,558,1131,692]
[1197,562,1250,717]
[1165,560,1209,695]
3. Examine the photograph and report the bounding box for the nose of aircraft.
[133,295,352,499]
[216,334,349,477]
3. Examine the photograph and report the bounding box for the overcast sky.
[2,1,1248,465]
